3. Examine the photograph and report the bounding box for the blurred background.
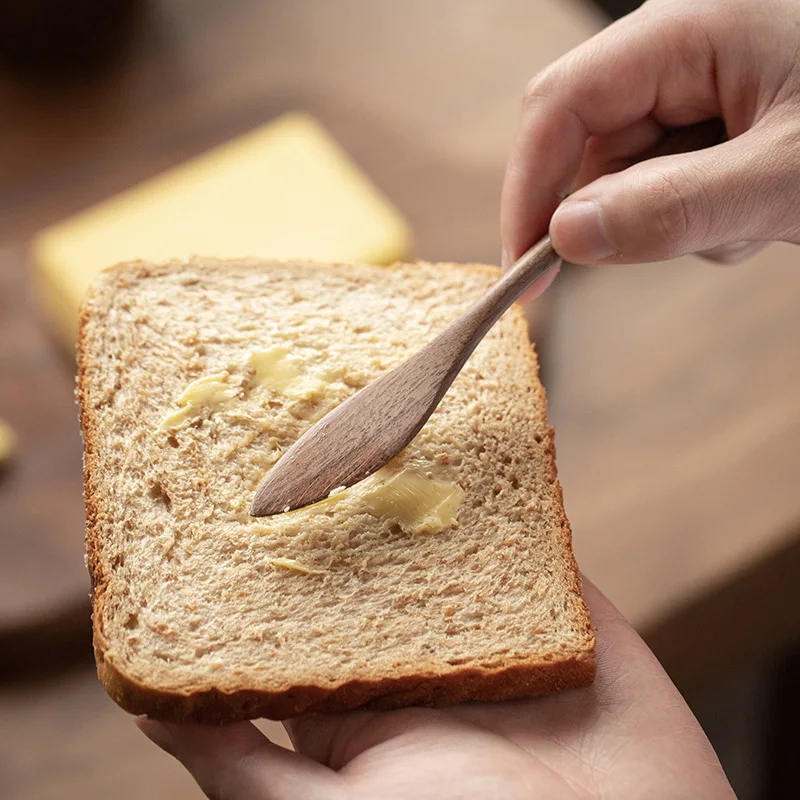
[1,1,799,797]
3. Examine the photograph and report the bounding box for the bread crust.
[96,644,595,723]
[77,258,595,723]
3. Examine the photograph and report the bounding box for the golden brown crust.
[76,284,106,640]
[77,258,596,724]
[96,648,595,723]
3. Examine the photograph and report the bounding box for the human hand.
[137,580,735,799]
[502,0,800,281]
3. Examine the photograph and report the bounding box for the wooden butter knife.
[250,235,560,517]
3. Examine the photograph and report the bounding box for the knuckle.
[635,166,707,254]
[775,123,800,240]
[774,114,800,165]
[521,69,554,110]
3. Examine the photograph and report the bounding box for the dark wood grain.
[252,238,559,516]
[0,244,89,649]
[547,245,800,629]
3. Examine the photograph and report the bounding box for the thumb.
[549,119,800,264]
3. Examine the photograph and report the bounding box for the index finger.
[500,6,720,263]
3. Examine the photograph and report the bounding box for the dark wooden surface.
[1,1,799,797]
[548,245,800,695]
[0,244,89,653]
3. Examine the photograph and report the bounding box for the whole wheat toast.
[77,258,595,722]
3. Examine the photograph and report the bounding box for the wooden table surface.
[0,243,88,656]
[1,1,799,797]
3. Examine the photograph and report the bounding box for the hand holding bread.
[138,580,735,800]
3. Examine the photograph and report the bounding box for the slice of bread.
[77,258,594,723]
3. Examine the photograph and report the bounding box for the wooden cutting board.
[0,244,90,673]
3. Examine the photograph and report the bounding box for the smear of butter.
[158,372,238,431]
[279,465,465,535]
[360,470,465,534]
[247,346,338,404]
[246,347,301,392]
[158,347,342,436]
[284,374,332,403]
[269,557,323,575]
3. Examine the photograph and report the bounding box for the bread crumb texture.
[77,258,594,722]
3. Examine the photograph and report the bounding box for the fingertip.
[518,262,560,303]
[140,719,268,763]
[139,720,341,798]
[137,717,177,757]
[550,199,616,264]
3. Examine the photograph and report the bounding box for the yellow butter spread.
[246,347,301,392]
[158,354,464,536]
[0,419,16,464]
[282,464,465,535]
[359,469,464,534]
[269,557,323,575]
[158,372,238,431]
[246,346,337,404]
[158,347,345,433]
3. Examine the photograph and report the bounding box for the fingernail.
[501,247,511,271]
[520,262,560,303]
[551,199,615,262]
[137,718,177,757]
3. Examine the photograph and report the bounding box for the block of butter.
[0,419,15,465]
[31,113,412,347]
